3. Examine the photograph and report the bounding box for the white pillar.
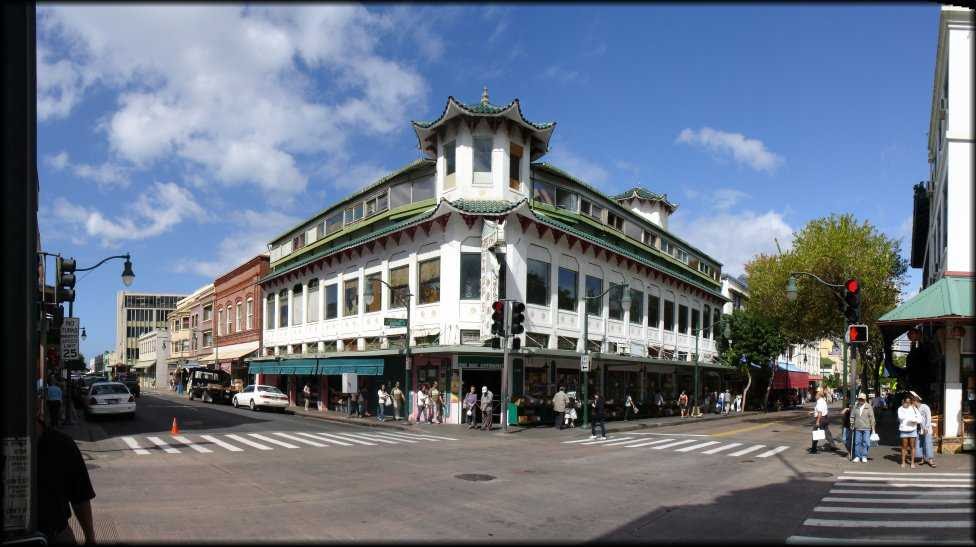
[944,324,963,438]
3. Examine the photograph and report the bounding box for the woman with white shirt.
[897,396,922,468]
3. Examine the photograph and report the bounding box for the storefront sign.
[384,317,408,328]
[458,356,503,370]
[2,437,30,532]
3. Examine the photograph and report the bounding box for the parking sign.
[61,317,80,360]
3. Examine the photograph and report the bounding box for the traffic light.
[57,257,76,303]
[843,278,860,324]
[845,324,868,344]
[509,302,525,335]
[491,301,506,337]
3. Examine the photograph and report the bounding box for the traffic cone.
[170,417,180,435]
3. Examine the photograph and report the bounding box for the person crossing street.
[479,386,494,431]
[552,386,568,429]
[809,388,837,454]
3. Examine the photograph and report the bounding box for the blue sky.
[36,4,937,359]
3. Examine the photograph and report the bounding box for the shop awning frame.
[248,357,385,376]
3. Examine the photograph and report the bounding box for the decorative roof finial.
[481,85,489,105]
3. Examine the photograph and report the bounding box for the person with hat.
[897,394,922,468]
[850,392,876,463]
[912,391,936,467]
[479,386,494,431]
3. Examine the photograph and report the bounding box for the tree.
[743,214,908,398]
[717,308,788,411]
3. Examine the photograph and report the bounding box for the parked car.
[116,373,141,397]
[84,381,136,419]
[186,369,234,404]
[232,385,289,411]
[73,375,108,402]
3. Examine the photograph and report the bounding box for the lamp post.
[692,316,733,414]
[580,282,630,425]
[365,277,413,418]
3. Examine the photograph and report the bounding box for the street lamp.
[785,276,798,302]
[365,278,413,418]
[80,327,87,341]
[580,282,629,425]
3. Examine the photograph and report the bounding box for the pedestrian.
[377,384,389,422]
[552,386,568,429]
[734,393,743,413]
[36,403,97,544]
[358,386,368,418]
[480,386,494,431]
[463,385,479,429]
[716,390,725,415]
[391,382,404,421]
[654,390,665,417]
[430,382,442,424]
[912,391,936,468]
[415,384,428,423]
[348,390,358,416]
[46,381,63,428]
[872,391,886,413]
[565,391,578,428]
[850,392,876,463]
[722,389,731,415]
[809,388,837,454]
[678,391,689,418]
[624,393,638,421]
[897,395,922,468]
[303,382,312,411]
[590,393,607,440]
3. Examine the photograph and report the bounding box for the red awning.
[772,370,809,390]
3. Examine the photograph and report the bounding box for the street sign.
[60,317,80,361]
[384,317,407,328]
[580,354,591,372]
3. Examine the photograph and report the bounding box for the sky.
[35,4,938,360]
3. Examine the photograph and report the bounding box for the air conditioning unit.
[617,344,630,356]
[940,96,947,112]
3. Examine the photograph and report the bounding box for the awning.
[248,357,385,376]
[878,276,974,326]
[213,345,259,361]
[132,362,154,370]
[197,352,216,364]
[772,370,809,390]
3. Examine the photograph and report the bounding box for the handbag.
[870,431,880,444]
[812,428,826,441]
[466,408,473,416]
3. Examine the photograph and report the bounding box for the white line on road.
[302,432,367,446]
[822,497,974,504]
[146,436,180,454]
[247,433,298,448]
[121,436,151,455]
[623,439,676,448]
[787,535,974,545]
[623,432,711,437]
[394,431,459,441]
[841,471,973,477]
[652,439,698,450]
[580,437,636,446]
[323,432,391,445]
[225,434,273,450]
[802,518,972,528]
[701,442,743,455]
[563,437,601,444]
[675,441,720,452]
[839,476,974,483]
[378,432,443,442]
[727,445,765,457]
[829,489,972,496]
[199,435,243,452]
[603,437,650,447]
[170,435,212,453]
[836,483,973,488]
[814,506,973,514]
[272,432,328,447]
[368,433,418,444]
[756,446,790,458]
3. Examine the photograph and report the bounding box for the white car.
[85,381,136,419]
[232,385,289,411]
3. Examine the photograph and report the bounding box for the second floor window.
[691,308,700,336]
[292,284,303,325]
[460,253,481,300]
[365,273,382,313]
[307,280,319,322]
[509,143,523,189]
[389,265,409,309]
[473,136,492,179]
[217,309,223,335]
[678,304,689,334]
[533,180,555,205]
[703,304,712,338]
[202,304,212,321]
[235,302,242,332]
[663,299,675,331]
[246,298,253,330]
[608,283,624,320]
[265,295,275,330]
[526,258,550,306]
[202,331,213,347]
[557,267,578,311]
[445,140,456,189]
[325,284,338,319]
[278,289,289,328]
[629,289,644,324]
[648,294,660,328]
[344,278,359,317]
[585,275,603,317]
[418,258,440,304]
[226,305,232,334]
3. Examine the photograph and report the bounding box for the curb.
[291,410,425,432]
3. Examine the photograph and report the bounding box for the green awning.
[878,276,974,326]
[248,358,384,376]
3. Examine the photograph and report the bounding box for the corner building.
[250,91,733,424]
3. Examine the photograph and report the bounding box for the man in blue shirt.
[46,381,63,427]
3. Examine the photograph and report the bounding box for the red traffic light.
[846,324,868,344]
[845,278,859,293]
[492,301,505,312]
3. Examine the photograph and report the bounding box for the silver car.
[85,381,136,419]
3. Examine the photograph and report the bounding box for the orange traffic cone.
[170,417,180,435]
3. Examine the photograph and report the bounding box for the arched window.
[235,300,243,332]
[279,289,289,328]
[307,280,319,322]
[265,294,275,330]
[246,298,254,330]
[292,284,304,325]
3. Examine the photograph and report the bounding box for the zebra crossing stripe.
[603,437,648,447]
[367,433,418,444]
[395,431,458,441]
[701,442,742,455]
[581,437,635,446]
[839,476,973,483]
[829,489,972,496]
[199,434,243,452]
[787,536,974,545]
[272,432,328,447]
[247,433,298,448]
[821,497,974,504]
[756,446,790,458]
[839,483,973,488]
[652,439,697,450]
[841,471,972,477]
[675,441,720,452]
[146,436,180,454]
[562,438,599,444]
[814,506,973,514]
[121,436,151,455]
[727,445,765,457]
[334,432,396,445]
[802,518,972,528]
[623,438,676,448]
[303,432,369,446]
[225,434,273,450]
[377,432,440,442]
[171,435,213,453]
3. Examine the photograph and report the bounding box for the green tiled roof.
[413,96,555,130]
[613,187,678,211]
[448,199,523,214]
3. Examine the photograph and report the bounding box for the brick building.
[211,255,269,387]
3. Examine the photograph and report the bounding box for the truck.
[186,369,234,404]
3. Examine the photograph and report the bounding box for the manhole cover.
[455,473,495,482]
[802,472,833,478]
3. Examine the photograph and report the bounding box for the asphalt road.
[67,392,975,543]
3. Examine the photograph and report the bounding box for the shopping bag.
[812,429,826,441]
[870,431,880,446]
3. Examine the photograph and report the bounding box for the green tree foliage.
[717,308,788,410]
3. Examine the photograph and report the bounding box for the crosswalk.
[119,430,458,456]
[787,470,975,544]
[561,435,789,459]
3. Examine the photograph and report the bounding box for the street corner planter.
[939,436,964,454]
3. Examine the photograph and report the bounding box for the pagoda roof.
[613,187,678,213]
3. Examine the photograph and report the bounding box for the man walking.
[463,385,479,429]
[809,388,837,454]
[303,382,312,411]
[590,393,607,440]
[850,392,876,463]
[430,382,442,424]
[46,380,63,428]
[480,386,494,431]
[913,391,936,467]
[552,386,568,429]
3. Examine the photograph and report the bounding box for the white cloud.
[52,182,203,246]
[45,150,129,188]
[37,5,429,198]
[676,127,783,173]
[175,210,300,278]
[541,65,585,85]
[711,188,750,211]
[546,146,609,186]
[670,209,794,276]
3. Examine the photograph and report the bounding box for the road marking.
[199,435,243,452]
[562,438,600,444]
[146,436,180,454]
[675,441,720,452]
[624,432,711,437]
[330,432,394,445]
[822,497,974,504]
[378,432,443,442]
[367,432,418,444]
[787,535,974,545]
[814,506,973,514]
[603,437,649,446]
[652,439,697,450]
[299,432,358,446]
[701,442,743,455]
[170,435,212,453]
[272,432,328,447]
[727,445,765,457]
[802,518,972,528]
[121,436,151,455]
[623,438,676,448]
[837,483,973,488]
[756,446,790,458]
[225,434,273,450]
[711,422,778,437]
[841,471,973,477]
[829,489,972,496]
[581,437,635,446]
[394,431,459,441]
[839,476,974,483]
[247,433,298,448]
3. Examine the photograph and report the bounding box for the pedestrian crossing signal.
[491,301,506,337]
[845,324,868,344]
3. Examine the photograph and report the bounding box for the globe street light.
[81,327,87,341]
[785,276,798,302]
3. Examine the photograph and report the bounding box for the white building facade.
[135,328,171,390]
[114,291,184,376]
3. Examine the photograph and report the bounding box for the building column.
[943,323,963,440]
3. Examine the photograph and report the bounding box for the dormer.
[412,88,556,202]
[613,187,678,230]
